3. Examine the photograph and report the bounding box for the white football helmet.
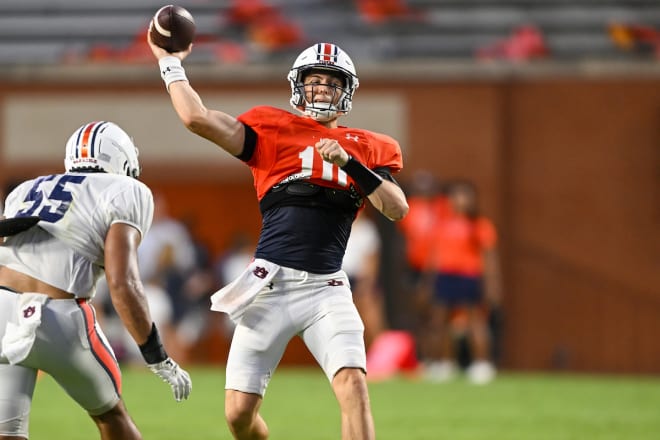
[64,121,141,178]
[288,43,359,122]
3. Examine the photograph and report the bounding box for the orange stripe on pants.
[77,299,122,395]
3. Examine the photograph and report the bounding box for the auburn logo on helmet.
[316,43,338,64]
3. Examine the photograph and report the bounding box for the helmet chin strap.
[303,101,339,122]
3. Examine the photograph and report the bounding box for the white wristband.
[158,56,188,91]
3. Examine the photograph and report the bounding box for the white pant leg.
[0,290,37,437]
[0,363,36,437]
[225,288,298,396]
[1,289,121,417]
[225,266,366,395]
[298,276,366,381]
[31,299,122,415]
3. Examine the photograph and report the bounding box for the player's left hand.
[148,357,192,401]
[315,138,350,167]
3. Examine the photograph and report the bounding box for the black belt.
[259,181,363,214]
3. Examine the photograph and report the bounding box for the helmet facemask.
[288,43,359,122]
[292,69,351,122]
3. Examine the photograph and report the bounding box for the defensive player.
[149,36,409,439]
[0,121,192,440]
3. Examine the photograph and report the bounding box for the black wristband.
[138,323,168,364]
[340,156,383,195]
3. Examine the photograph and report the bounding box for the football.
[149,5,196,53]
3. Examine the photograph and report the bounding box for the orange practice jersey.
[398,195,449,271]
[238,106,403,199]
[430,214,497,276]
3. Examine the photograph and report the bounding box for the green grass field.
[30,366,660,439]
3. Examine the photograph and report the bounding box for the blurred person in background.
[138,192,197,326]
[214,233,256,289]
[396,170,448,362]
[138,193,221,362]
[346,212,420,383]
[171,214,219,362]
[96,193,212,364]
[211,233,256,339]
[342,209,386,349]
[149,35,408,440]
[93,276,175,365]
[423,179,502,384]
[0,121,191,440]
[356,0,418,24]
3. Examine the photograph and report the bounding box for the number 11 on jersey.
[299,146,348,186]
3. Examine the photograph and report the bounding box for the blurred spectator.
[135,192,223,362]
[423,179,502,384]
[83,28,154,64]
[138,192,197,323]
[227,0,277,25]
[210,232,256,341]
[343,209,387,348]
[476,24,549,62]
[355,0,420,24]
[174,215,220,361]
[93,276,175,365]
[344,210,419,382]
[398,170,447,285]
[215,232,256,287]
[160,231,253,364]
[227,0,305,54]
[79,17,247,65]
[609,23,660,59]
[93,192,204,363]
[396,170,448,360]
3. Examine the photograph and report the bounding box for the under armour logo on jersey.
[345,133,359,142]
[23,306,36,319]
[327,279,344,287]
[253,266,269,279]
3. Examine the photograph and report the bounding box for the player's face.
[303,71,345,106]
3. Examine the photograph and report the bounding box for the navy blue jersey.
[256,205,353,273]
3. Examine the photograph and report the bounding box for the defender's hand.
[148,357,192,401]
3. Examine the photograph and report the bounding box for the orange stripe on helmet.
[322,43,333,61]
[80,122,98,158]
